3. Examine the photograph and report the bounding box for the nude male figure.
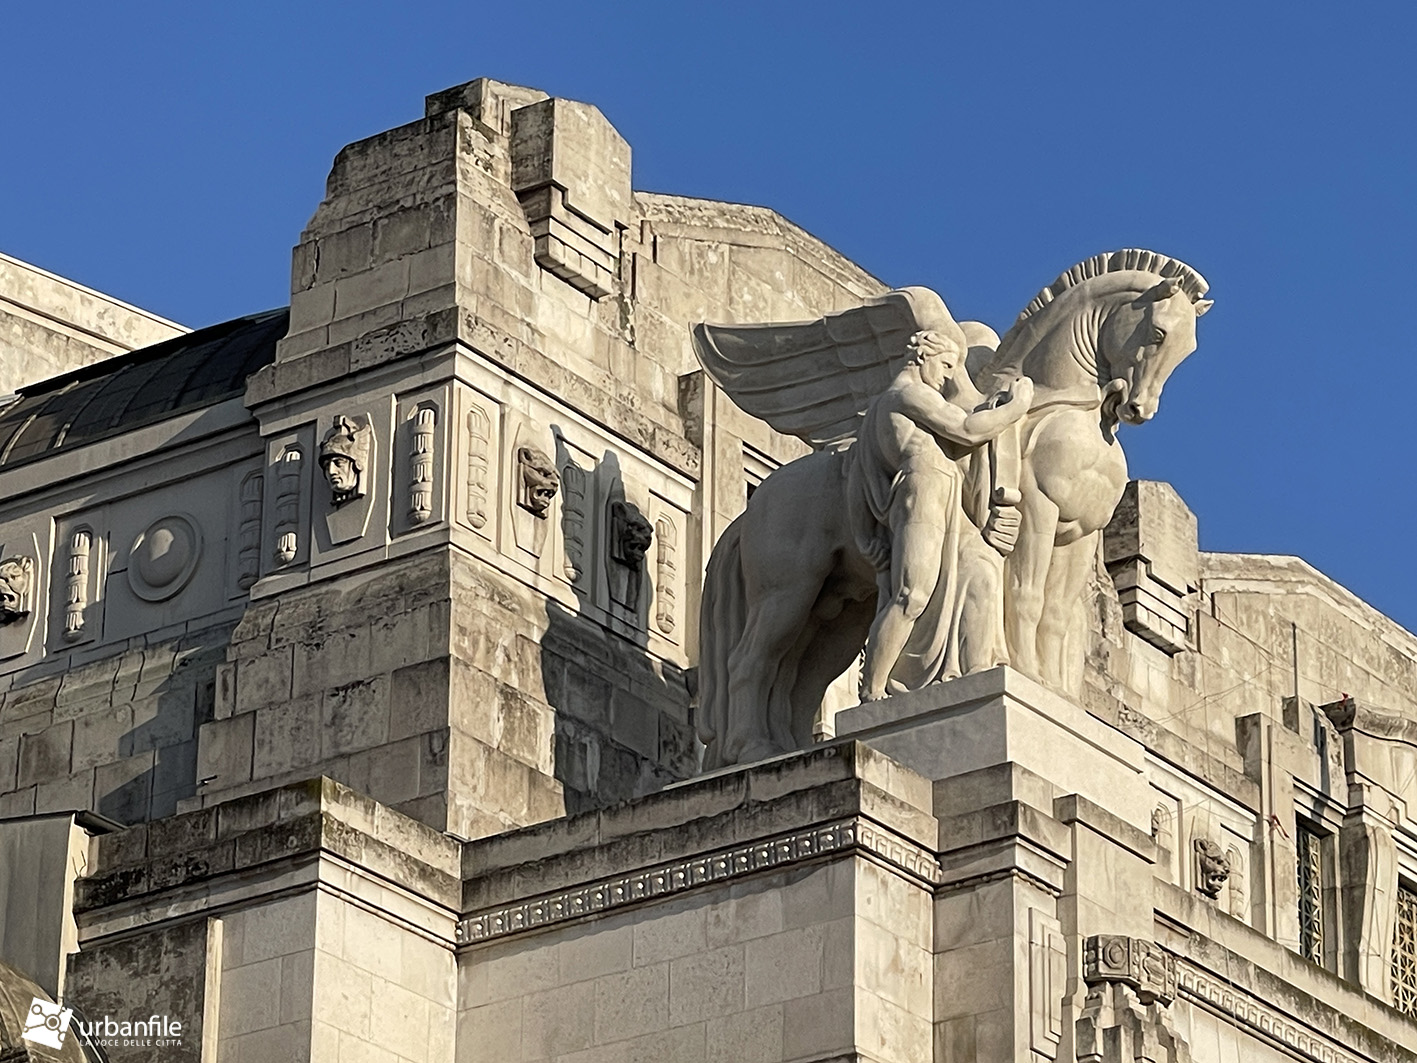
[850,327,1033,701]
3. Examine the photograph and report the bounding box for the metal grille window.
[1296,822,1325,965]
[1393,882,1417,1016]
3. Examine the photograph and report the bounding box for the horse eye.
[1151,327,1167,345]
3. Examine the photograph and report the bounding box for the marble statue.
[693,288,1030,767]
[975,250,1211,691]
[318,415,372,506]
[693,251,1210,767]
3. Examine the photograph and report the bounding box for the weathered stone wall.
[0,251,184,395]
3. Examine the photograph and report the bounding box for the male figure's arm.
[896,377,1032,448]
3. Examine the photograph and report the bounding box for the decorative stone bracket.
[1078,936,1190,1063]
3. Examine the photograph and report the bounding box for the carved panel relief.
[511,439,559,560]
[1193,837,1232,900]
[272,445,304,566]
[0,533,42,660]
[127,515,203,602]
[608,499,653,612]
[409,403,438,524]
[559,459,589,583]
[0,555,34,626]
[466,402,493,535]
[63,527,94,641]
[654,514,677,637]
[1029,909,1066,1059]
[319,412,376,545]
[1226,843,1247,921]
[236,473,263,590]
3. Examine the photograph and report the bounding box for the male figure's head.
[906,324,968,391]
[319,415,370,505]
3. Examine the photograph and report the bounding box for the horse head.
[1099,275,1214,426]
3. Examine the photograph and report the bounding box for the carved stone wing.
[691,286,956,448]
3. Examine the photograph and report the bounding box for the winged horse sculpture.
[693,249,1211,768]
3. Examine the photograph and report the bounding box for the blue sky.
[4,2,1415,629]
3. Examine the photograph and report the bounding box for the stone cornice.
[456,814,942,945]
[1176,960,1370,1063]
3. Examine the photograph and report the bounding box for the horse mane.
[1015,248,1209,324]
[975,249,1210,392]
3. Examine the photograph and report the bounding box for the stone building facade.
[0,77,1414,1063]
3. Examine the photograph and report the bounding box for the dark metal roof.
[0,308,286,472]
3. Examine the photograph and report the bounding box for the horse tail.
[697,514,747,769]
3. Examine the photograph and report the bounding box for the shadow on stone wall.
[540,443,697,816]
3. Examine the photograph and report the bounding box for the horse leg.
[1037,530,1096,693]
[789,597,874,747]
[1004,487,1059,680]
[725,579,823,763]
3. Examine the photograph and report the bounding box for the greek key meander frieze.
[1176,962,1367,1063]
[456,816,942,945]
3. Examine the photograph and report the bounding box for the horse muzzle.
[1118,400,1155,424]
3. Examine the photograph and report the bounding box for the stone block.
[592,961,668,1044]
[71,704,131,771]
[744,925,826,1008]
[314,950,373,1040]
[334,259,410,320]
[459,997,521,1061]
[523,979,595,1059]
[236,646,294,713]
[667,945,745,1026]
[197,712,255,791]
[241,893,317,965]
[253,695,320,778]
[220,956,283,1037]
[390,657,451,741]
[95,752,154,823]
[18,721,72,786]
[0,734,17,791]
[66,917,217,1063]
[294,629,371,699]
[320,675,390,757]
[632,900,707,966]
[1104,480,1199,654]
[35,768,94,814]
[780,987,854,1059]
[704,1004,784,1063]
[560,924,633,984]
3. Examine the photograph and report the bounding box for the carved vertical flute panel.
[62,527,92,642]
[561,462,588,582]
[654,515,677,635]
[410,404,437,524]
[466,405,491,530]
[237,472,263,588]
[273,447,303,565]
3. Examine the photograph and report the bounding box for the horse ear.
[1193,298,1214,317]
[1139,277,1185,303]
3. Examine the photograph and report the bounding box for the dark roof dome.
[0,309,286,472]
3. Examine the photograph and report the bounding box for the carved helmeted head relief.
[1194,838,1232,898]
[517,446,560,518]
[319,415,372,506]
[0,557,33,625]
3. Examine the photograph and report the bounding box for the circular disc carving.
[128,514,202,602]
